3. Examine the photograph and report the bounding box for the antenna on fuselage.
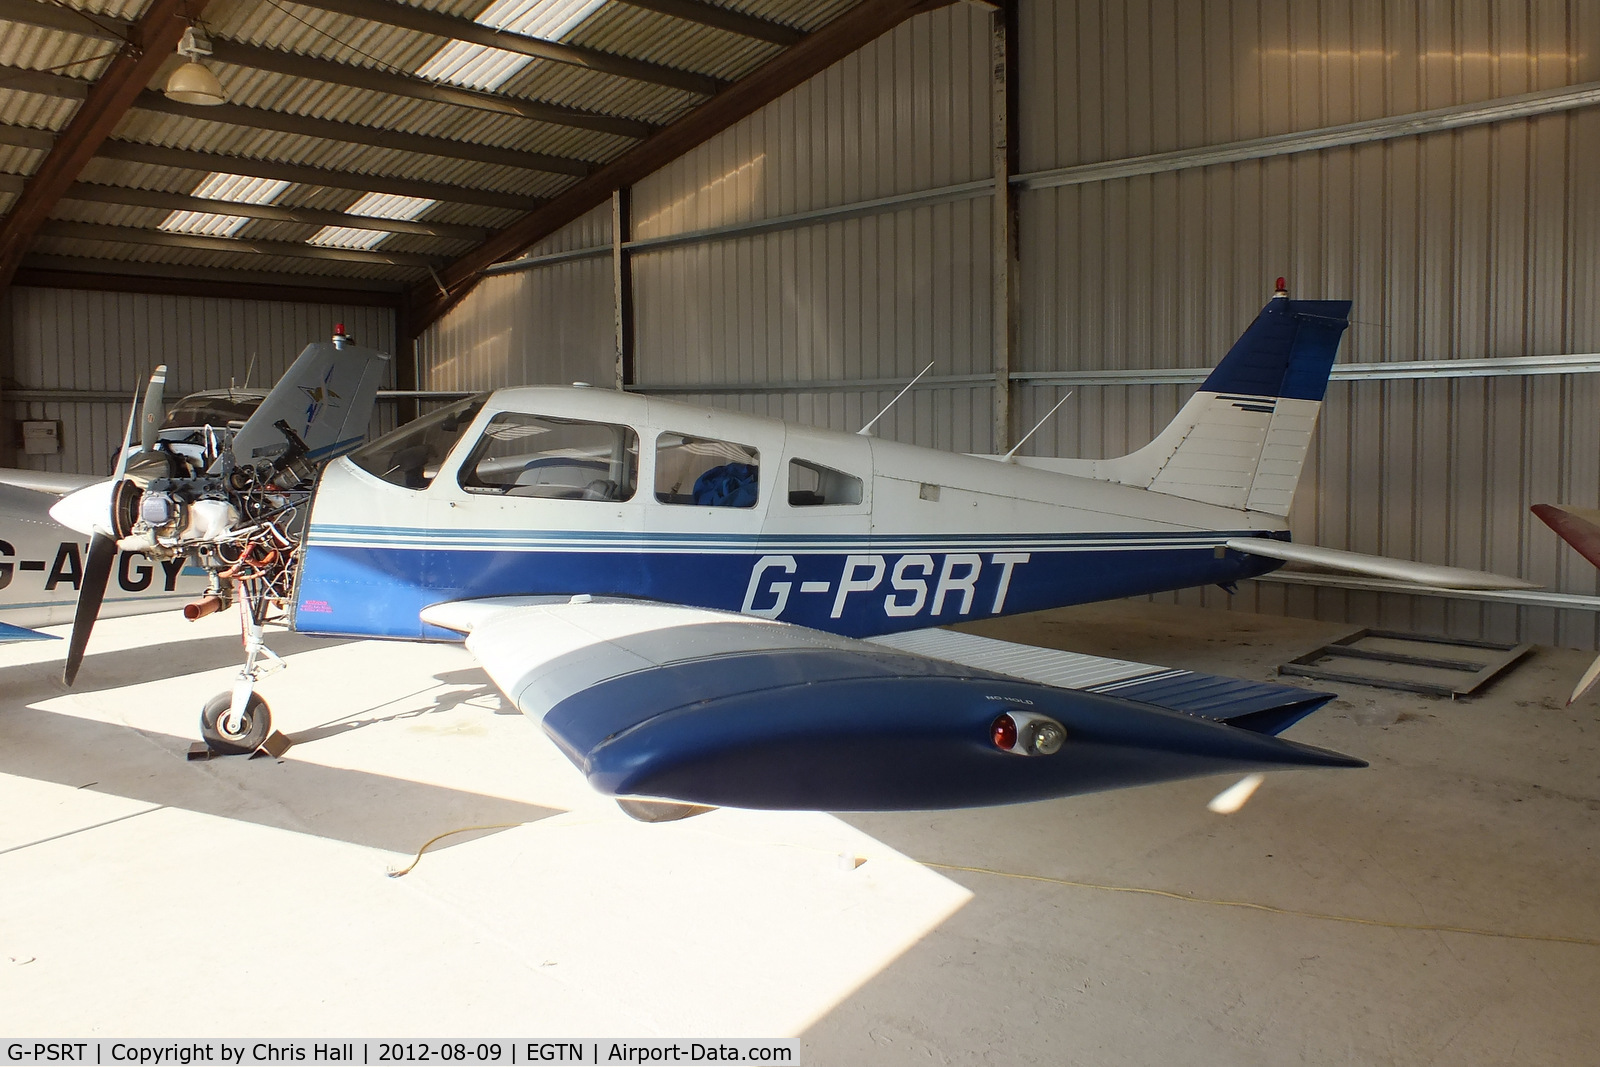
[857,363,934,436]
[1000,390,1073,462]
[234,351,257,394]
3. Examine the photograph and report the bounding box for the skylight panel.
[158,173,289,237]
[346,193,436,220]
[159,211,251,237]
[415,0,605,91]
[306,193,438,251]
[307,226,388,251]
[192,174,291,204]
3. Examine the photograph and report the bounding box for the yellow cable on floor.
[388,823,528,877]
[922,861,1600,948]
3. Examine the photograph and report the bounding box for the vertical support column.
[612,187,635,391]
[0,289,11,466]
[393,301,419,426]
[990,0,1020,454]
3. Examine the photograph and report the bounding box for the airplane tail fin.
[229,325,390,466]
[1072,288,1351,516]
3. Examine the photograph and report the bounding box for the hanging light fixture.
[164,26,224,106]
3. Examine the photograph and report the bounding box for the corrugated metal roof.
[3,0,875,290]
[0,86,82,134]
[566,3,781,82]
[0,24,122,82]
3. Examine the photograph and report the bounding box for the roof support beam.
[0,124,54,151]
[207,39,655,140]
[409,0,955,332]
[0,0,205,288]
[0,63,612,172]
[297,0,724,96]
[60,183,488,241]
[38,220,441,268]
[133,93,593,177]
[614,0,802,46]
[94,140,541,211]
[0,66,91,99]
[14,262,404,305]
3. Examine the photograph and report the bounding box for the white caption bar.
[1,1043,800,1066]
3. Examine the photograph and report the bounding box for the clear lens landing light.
[1028,720,1065,755]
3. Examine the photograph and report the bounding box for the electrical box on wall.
[21,420,62,456]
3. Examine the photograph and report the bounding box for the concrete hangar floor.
[0,598,1596,1064]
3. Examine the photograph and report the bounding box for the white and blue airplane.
[54,288,1530,812]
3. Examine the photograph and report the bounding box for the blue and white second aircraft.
[54,287,1531,813]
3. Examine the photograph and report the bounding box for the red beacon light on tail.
[332,322,351,347]
[1273,277,1289,299]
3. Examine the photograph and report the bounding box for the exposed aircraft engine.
[50,328,391,746]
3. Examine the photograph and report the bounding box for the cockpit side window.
[655,432,759,507]
[788,459,864,506]
[459,412,639,501]
[349,395,485,489]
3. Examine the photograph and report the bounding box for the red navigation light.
[991,713,1017,751]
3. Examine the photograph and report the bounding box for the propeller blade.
[139,365,167,454]
[63,533,116,686]
[111,377,142,481]
[1569,652,1600,705]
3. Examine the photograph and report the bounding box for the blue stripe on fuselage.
[292,531,1286,640]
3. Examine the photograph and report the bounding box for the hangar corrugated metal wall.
[415,0,1600,650]
[2,287,396,475]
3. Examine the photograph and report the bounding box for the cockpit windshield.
[162,393,264,431]
[348,395,486,489]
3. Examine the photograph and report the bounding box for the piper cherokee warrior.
[56,286,1532,814]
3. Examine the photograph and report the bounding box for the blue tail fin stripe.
[1201,297,1352,402]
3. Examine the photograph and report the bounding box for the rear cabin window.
[349,395,485,489]
[459,412,638,501]
[788,459,863,506]
[655,433,760,507]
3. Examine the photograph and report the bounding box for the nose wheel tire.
[200,691,271,755]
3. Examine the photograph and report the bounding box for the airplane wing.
[421,597,1360,811]
[1223,538,1537,590]
[0,468,101,495]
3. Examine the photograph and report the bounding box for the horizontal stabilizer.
[426,597,1361,811]
[1224,538,1537,590]
[0,621,58,642]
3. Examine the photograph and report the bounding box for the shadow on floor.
[0,704,560,855]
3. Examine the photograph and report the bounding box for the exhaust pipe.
[184,595,225,621]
